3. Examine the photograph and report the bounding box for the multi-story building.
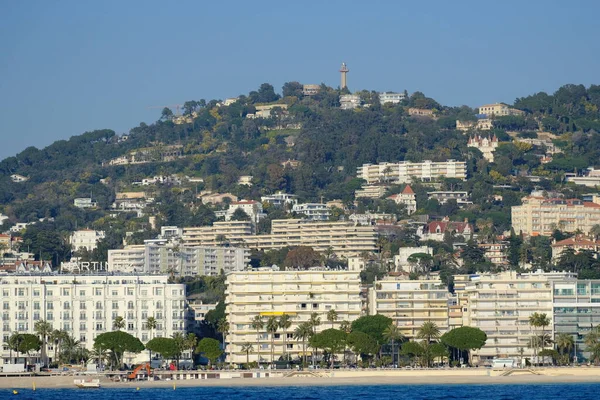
[215,200,265,226]
[511,196,600,236]
[456,119,493,132]
[70,229,106,253]
[454,271,575,364]
[551,235,600,260]
[427,191,473,207]
[292,203,331,221]
[181,221,254,246]
[478,103,525,117]
[0,274,186,366]
[467,135,499,162]
[260,192,298,207]
[408,108,435,117]
[73,198,97,209]
[552,279,600,362]
[478,242,509,266]
[339,94,361,110]
[387,185,417,214]
[368,277,450,339]
[107,245,146,273]
[357,160,467,185]
[355,185,389,199]
[302,84,320,96]
[378,92,406,105]
[417,217,474,241]
[225,269,362,365]
[243,219,377,258]
[565,167,600,187]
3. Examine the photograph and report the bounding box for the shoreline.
[2,368,600,389]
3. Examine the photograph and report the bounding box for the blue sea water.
[1,384,599,400]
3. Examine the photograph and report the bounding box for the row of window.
[4,288,182,297]
[2,300,183,311]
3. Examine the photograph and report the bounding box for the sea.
[1,384,599,400]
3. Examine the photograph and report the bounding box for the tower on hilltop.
[339,62,349,90]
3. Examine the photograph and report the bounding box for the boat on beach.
[74,378,101,388]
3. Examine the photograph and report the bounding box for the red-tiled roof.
[402,185,415,195]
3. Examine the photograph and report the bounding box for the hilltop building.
[427,191,472,207]
[478,103,525,117]
[302,84,320,96]
[292,203,331,221]
[418,217,474,241]
[69,230,106,253]
[467,135,499,162]
[340,94,361,110]
[378,92,406,105]
[387,185,417,214]
[357,160,467,185]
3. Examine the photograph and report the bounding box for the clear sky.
[1,0,599,160]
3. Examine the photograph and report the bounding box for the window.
[127,288,134,296]
[155,312,163,320]
[62,288,70,296]
[156,301,163,309]
[127,312,134,319]
[80,302,87,310]
[33,302,40,310]
[155,288,163,296]
[2,290,8,297]
[63,322,71,331]
[172,311,179,319]
[47,290,53,296]
[142,333,148,342]
[142,311,148,320]
[128,322,134,330]
[172,289,178,296]
[47,312,53,321]
[95,288,102,296]
[128,301,134,310]
[80,335,86,343]
[33,312,40,321]
[95,311,102,320]
[287,344,293,349]
[33,290,40,297]
[62,311,70,320]
[112,301,118,310]
[80,312,87,320]
[79,290,86,297]
[96,323,103,331]
[47,302,53,310]
[63,302,70,310]
[112,290,118,297]
[141,290,148,296]
[312,303,318,309]
[301,303,306,309]
[17,288,25,296]
[96,301,103,310]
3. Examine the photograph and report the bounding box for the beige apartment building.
[511,196,600,236]
[453,271,575,364]
[357,160,466,185]
[243,219,377,258]
[181,221,254,246]
[225,269,362,365]
[368,277,450,339]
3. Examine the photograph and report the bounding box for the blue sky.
[1,0,599,160]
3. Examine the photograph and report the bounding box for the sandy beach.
[1,368,600,389]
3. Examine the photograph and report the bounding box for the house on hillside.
[418,217,474,241]
[387,185,417,214]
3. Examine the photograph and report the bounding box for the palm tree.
[308,313,321,366]
[383,323,404,366]
[416,321,440,367]
[339,320,351,334]
[529,312,551,364]
[555,333,574,365]
[185,333,198,363]
[217,319,230,366]
[279,314,292,363]
[266,316,279,367]
[90,347,108,370]
[34,320,52,367]
[112,316,125,331]
[172,332,186,369]
[585,326,600,365]
[145,316,157,365]
[293,322,313,367]
[59,335,81,364]
[251,315,264,365]
[50,329,68,365]
[241,343,254,367]
[326,309,338,329]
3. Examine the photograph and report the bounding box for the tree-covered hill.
[1,82,600,264]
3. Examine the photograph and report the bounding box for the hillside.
[1,82,600,271]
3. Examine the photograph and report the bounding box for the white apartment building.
[292,203,331,221]
[0,274,186,365]
[181,221,254,246]
[378,92,406,105]
[453,271,575,364]
[108,241,249,276]
[511,196,600,236]
[357,160,467,185]
[69,230,106,252]
[261,192,298,207]
[243,219,378,258]
[368,277,450,339]
[225,269,362,365]
[73,198,97,209]
[215,200,265,226]
[107,245,145,273]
